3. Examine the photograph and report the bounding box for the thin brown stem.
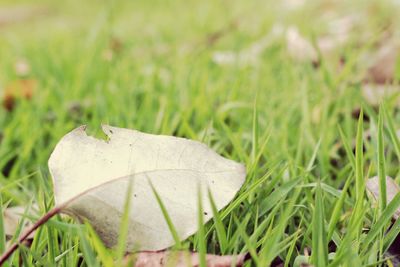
[0,205,63,266]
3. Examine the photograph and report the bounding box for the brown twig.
[0,205,63,266]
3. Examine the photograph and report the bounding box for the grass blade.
[116,180,133,264]
[197,188,207,267]
[149,181,182,249]
[0,195,5,255]
[338,125,356,171]
[311,182,328,266]
[363,192,400,250]
[355,110,364,200]
[383,103,400,160]
[377,107,387,213]
[327,173,352,241]
[208,189,228,253]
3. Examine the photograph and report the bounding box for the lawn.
[1,0,400,266]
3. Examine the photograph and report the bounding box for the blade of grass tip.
[149,180,182,249]
[197,187,207,267]
[338,125,356,172]
[216,118,247,162]
[311,182,328,266]
[86,222,113,267]
[355,109,364,204]
[377,106,387,261]
[0,195,5,255]
[249,97,259,204]
[0,171,37,193]
[383,103,400,160]
[220,164,279,220]
[327,172,352,241]
[251,93,259,163]
[378,107,387,213]
[306,139,321,172]
[248,128,271,175]
[207,189,227,254]
[116,180,133,264]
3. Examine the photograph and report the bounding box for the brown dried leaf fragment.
[362,40,400,106]
[125,251,247,267]
[366,42,399,85]
[0,6,50,27]
[361,84,400,107]
[2,79,37,111]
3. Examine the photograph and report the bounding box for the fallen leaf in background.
[2,79,37,111]
[366,176,400,266]
[3,206,36,240]
[213,18,354,67]
[282,0,306,10]
[366,41,399,84]
[361,84,400,107]
[0,6,50,27]
[366,176,400,219]
[212,24,284,66]
[361,40,400,106]
[14,58,31,77]
[287,18,353,63]
[48,125,246,251]
[124,251,248,267]
[286,27,318,62]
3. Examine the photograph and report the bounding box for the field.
[1,0,400,266]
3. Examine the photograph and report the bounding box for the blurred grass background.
[1,0,400,266]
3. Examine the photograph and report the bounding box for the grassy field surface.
[1,0,400,266]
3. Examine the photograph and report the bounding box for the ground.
[1,0,400,266]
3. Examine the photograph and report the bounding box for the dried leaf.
[366,176,400,219]
[361,84,400,107]
[366,41,399,85]
[124,251,247,267]
[3,206,35,240]
[14,59,31,77]
[286,23,351,63]
[2,79,37,111]
[212,24,284,66]
[48,125,246,251]
[0,6,50,27]
[361,40,400,106]
[366,176,400,264]
[286,27,318,62]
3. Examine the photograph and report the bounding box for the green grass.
[1,0,400,266]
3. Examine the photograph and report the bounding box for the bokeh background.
[2,0,400,265]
